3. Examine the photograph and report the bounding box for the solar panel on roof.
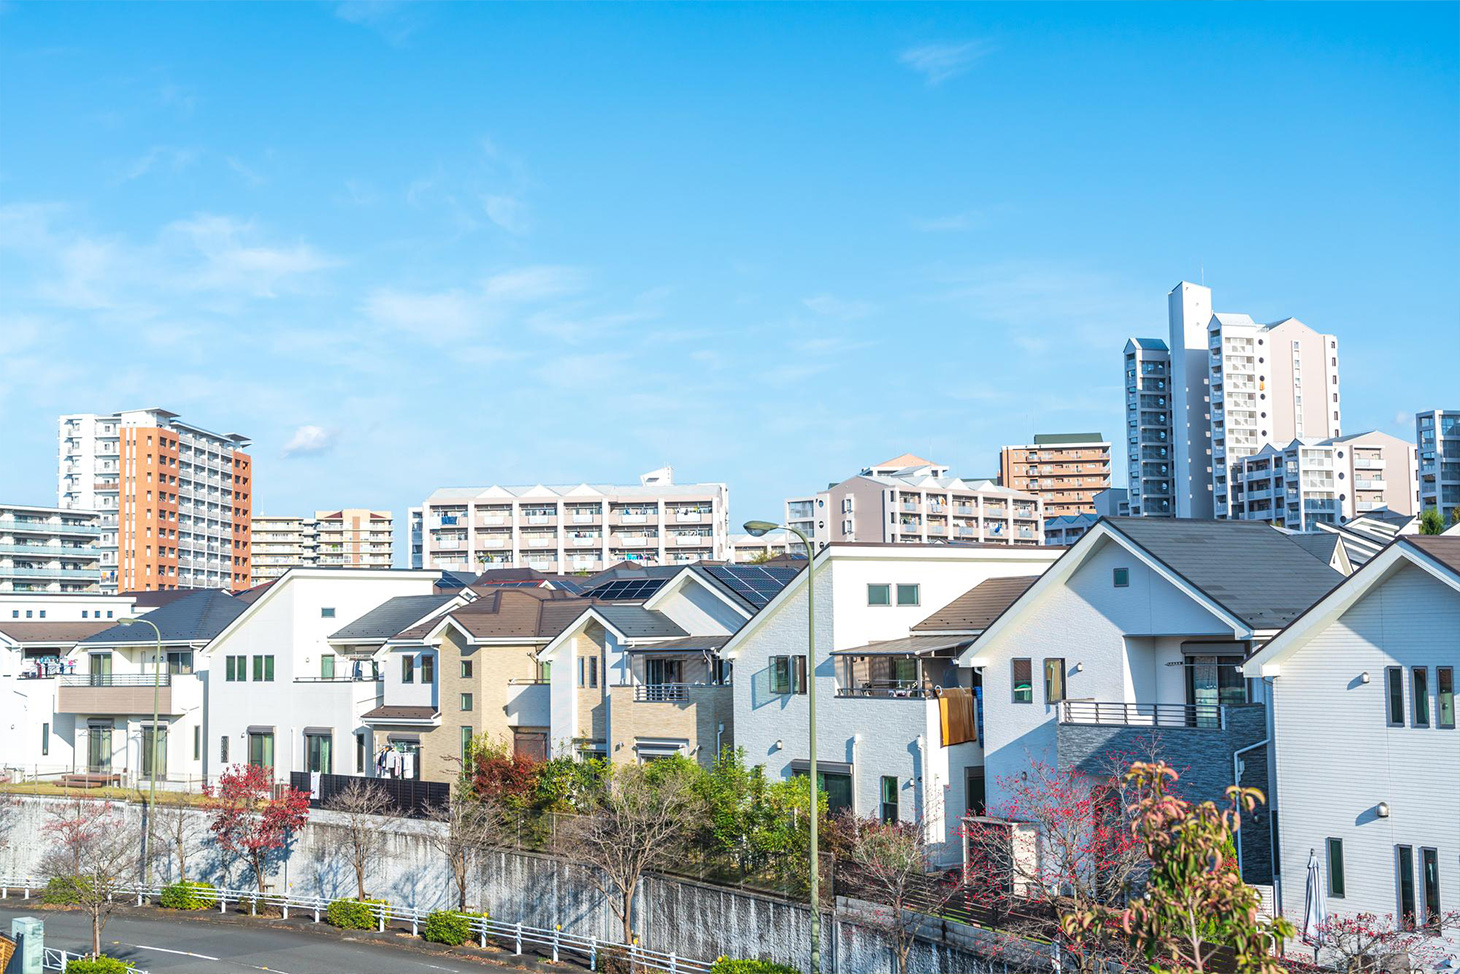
[581,578,667,601]
[704,564,799,608]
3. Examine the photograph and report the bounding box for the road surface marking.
[134,944,222,961]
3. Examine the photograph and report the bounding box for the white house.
[1245,535,1459,944]
[0,620,116,778]
[202,568,441,784]
[962,517,1344,884]
[721,542,1063,863]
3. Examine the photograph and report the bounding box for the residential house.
[962,517,1345,883]
[1244,536,1458,941]
[722,543,1063,863]
[0,619,116,777]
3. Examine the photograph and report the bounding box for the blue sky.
[2,2,1456,561]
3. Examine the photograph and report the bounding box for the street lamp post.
[743,520,820,974]
[120,617,163,885]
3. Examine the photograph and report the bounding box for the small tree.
[206,764,310,897]
[1419,507,1445,535]
[425,791,502,910]
[325,780,394,900]
[151,794,207,883]
[562,761,704,944]
[1314,910,1460,974]
[41,798,140,958]
[1063,761,1294,974]
[841,815,956,974]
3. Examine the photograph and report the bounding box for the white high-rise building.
[1127,283,1342,520]
[1229,431,1417,530]
[0,504,104,594]
[414,469,729,574]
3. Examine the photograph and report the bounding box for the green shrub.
[64,957,135,973]
[326,897,387,929]
[42,876,89,905]
[709,960,801,974]
[423,909,486,946]
[159,880,216,910]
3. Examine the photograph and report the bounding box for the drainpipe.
[715,722,724,759]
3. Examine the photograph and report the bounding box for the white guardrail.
[3,876,712,974]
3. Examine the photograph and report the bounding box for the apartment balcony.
[1356,501,1389,512]
[1353,458,1385,470]
[476,535,511,549]
[674,534,710,545]
[927,524,947,536]
[57,673,173,715]
[0,566,101,579]
[4,519,101,536]
[570,535,602,547]
[1355,478,1386,490]
[955,505,976,515]
[0,543,100,558]
[674,511,707,523]
[614,512,652,525]
[984,506,1008,518]
[568,511,601,524]
[615,534,654,547]
[900,501,921,513]
[1058,700,1226,730]
[477,515,510,527]
[523,513,557,525]
[626,682,731,704]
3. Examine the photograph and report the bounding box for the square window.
[867,584,891,606]
[896,584,920,607]
[1113,567,1130,588]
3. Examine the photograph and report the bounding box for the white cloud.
[226,156,266,187]
[363,287,478,336]
[484,265,583,302]
[122,145,201,182]
[802,294,876,319]
[482,194,529,234]
[163,215,339,297]
[898,41,994,86]
[281,425,337,458]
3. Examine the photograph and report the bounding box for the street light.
[743,519,821,974]
[120,617,163,885]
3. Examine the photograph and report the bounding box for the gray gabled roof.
[329,594,457,641]
[593,604,688,639]
[1283,532,1345,569]
[79,589,248,646]
[1102,517,1344,630]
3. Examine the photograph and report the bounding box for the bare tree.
[324,780,394,900]
[561,762,703,944]
[41,798,141,958]
[425,791,502,910]
[841,814,958,974]
[151,794,207,883]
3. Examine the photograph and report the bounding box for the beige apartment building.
[785,454,1045,549]
[250,509,394,584]
[1230,430,1418,530]
[998,434,1112,517]
[412,468,730,575]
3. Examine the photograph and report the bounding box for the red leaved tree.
[463,737,540,808]
[1312,910,1460,974]
[206,765,310,897]
[40,798,141,958]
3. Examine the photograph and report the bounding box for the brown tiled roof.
[0,621,116,644]
[911,576,1040,632]
[361,705,438,720]
[875,452,936,469]
[394,587,587,641]
[1403,535,1460,574]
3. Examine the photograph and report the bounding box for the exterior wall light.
[1377,802,1390,818]
[1361,671,1371,684]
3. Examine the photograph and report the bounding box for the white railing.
[3,876,711,974]
[44,947,151,974]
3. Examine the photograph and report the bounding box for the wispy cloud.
[226,156,266,187]
[333,1,422,44]
[281,424,337,457]
[362,287,478,336]
[898,41,994,86]
[482,193,529,234]
[121,145,201,182]
[802,294,876,319]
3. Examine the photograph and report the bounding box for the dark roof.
[435,570,477,591]
[79,589,248,645]
[593,604,687,638]
[625,634,730,653]
[1356,507,1415,527]
[697,564,801,609]
[912,576,1040,632]
[1131,337,1168,350]
[1032,433,1104,446]
[233,581,275,604]
[1102,517,1343,630]
[1283,532,1344,568]
[361,705,438,721]
[330,594,457,641]
[1401,536,1460,574]
[119,589,204,609]
[0,621,116,645]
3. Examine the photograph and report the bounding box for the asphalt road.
[0,906,524,974]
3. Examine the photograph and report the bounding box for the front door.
[86,724,112,773]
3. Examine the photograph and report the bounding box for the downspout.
[716,722,724,760]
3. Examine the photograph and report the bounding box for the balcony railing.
[1060,700,1224,729]
[835,685,932,699]
[61,673,173,688]
[631,683,728,702]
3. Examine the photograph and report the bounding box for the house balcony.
[57,673,173,715]
[1058,700,1225,729]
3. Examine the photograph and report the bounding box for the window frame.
[1397,844,1417,930]
[1421,847,1441,932]
[42,721,50,756]
[251,655,274,682]
[421,653,435,686]
[1327,837,1345,898]
[460,692,473,712]
[461,726,474,762]
[1438,666,1455,730]
[895,583,920,607]
[1012,658,1033,704]
[1044,658,1067,704]
[880,775,899,824]
[1386,666,1405,726]
[461,659,473,679]
[866,583,891,607]
[1413,667,1430,727]
[1113,567,1130,588]
[402,654,415,684]
[320,607,336,619]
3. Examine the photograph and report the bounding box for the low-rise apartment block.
[785,454,1046,550]
[58,408,252,593]
[730,529,797,563]
[251,509,394,584]
[1230,431,1417,530]
[1,504,103,594]
[1417,409,1460,523]
[414,469,729,575]
[999,434,1111,517]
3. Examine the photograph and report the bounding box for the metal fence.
[2,876,712,974]
[289,771,450,817]
[43,946,153,974]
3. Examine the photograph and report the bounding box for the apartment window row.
[1385,666,1455,729]
[223,654,274,681]
[867,583,920,607]
[1011,657,1066,704]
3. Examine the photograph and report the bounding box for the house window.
[460,660,473,679]
[792,768,853,815]
[193,726,201,761]
[252,655,274,682]
[225,655,245,681]
[1438,667,1455,729]
[355,731,367,773]
[166,651,193,675]
[248,731,274,771]
[770,655,808,694]
[42,722,50,756]
[1398,845,1417,929]
[141,724,167,779]
[880,776,899,824]
[1421,848,1441,931]
[305,732,333,774]
[1386,667,1404,726]
[320,654,336,679]
[577,656,598,688]
[1327,837,1345,898]
[421,654,435,685]
[220,736,229,764]
[867,584,891,606]
[402,655,415,683]
[321,607,335,618]
[1113,567,1130,588]
[461,692,473,712]
[896,584,920,607]
[461,727,474,762]
[1044,658,1066,704]
[1012,659,1033,703]
[1413,667,1429,727]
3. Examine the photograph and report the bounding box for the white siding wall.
[1271,563,1460,936]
